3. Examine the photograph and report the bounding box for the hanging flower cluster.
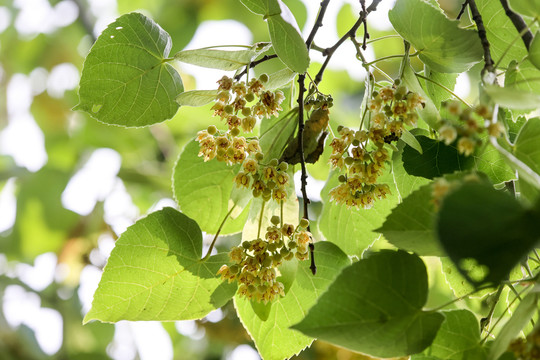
[218,216,312,303]
[328,84,425,209]
[438,100,504,156]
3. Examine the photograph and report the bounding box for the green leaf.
[473,138,516,185]
[402,128,424,154]
[489,292,539,360]
[172,140,250,235]
[436,182,540,286]
[174,43,271,71]
[508,0,540,17]
[264,68,296,90]
[83,208,237,323]
[377,183,444,256]
[319,171,399,256]
[424,67,458,109]
[402,63,440,129]
[417,309,486,360]
[402,136,474,179]
[529,31,540,70]
[239,0,281,16]
[235,242,350,360]
[475,0,530,68]
[389,0,482,73]
[259,108,298,161]
[441,257,491,298]
[176,90,218,107]
[514,117,540,177]
[292,250,445,358]
[267,2,309,73]
[484,84,540,110]
[75,13,183,127]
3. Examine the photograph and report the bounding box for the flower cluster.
[438,100,504,156]
[508,326,540,360]
[234,158,291,202]
[328,84,425,209]
[217,216,312,303]
[196,74,285,164]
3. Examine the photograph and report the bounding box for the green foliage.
[436,182,540,286]
[75,13,183,127]
[402,136,473,179]
[389,0,482,73]
[7,0,540,358]
[293,250,445,358]
[84,207,237,323]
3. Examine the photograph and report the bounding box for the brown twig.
[234,54,278,81]
[456,0,469,20]
[314,0,383,84]
[500,0,533,50]
[468,0,494,75]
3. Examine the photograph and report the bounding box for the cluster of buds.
[508,326,540,360]
[437,100,504,156]
[217,216,312,303]
[212,74,285,132]
[327,84,425,209]
[196,128,261,164]
[234,158,290,202]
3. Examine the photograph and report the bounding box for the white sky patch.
[47,63,80,98]
[0,178,17,233]
[366,0,396,31]
[13,0,77,37]
[0,112,48,172]
[15,252,57,292]
[179,20,253,89]
[147,198,178,213]
[131,322,173,360]
[228,344,260,360]
[3,284,63,355]
[175,320,205,340]
[62,148,122,216]
[103,178,139,235]
[294,170,325,203]
[88,0,118,37]
[204,308,224,323]
[7,73,33,115]
[29,67,49,96]
[454,72,471,99]
[0,6,11,33]
[78,264,103,314]
[52,1,79,28]
[108,322,137,360]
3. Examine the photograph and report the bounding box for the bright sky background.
[0,0,471,359]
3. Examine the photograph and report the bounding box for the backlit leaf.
[75,13,183,127]
[292,250,444,358]
[84,208,237,323]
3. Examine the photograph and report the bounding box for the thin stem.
[414,72,472,107]
[429,283,496,312]
[257,201,266,239]
[360,0,369,49]
[479,284,505,337]
[363,52,419,67]
[457,0,469,20]
[481,285,530,343]
[201,205,236,261]
[366,34,401,44]
[314,0,383,84]
[500,0,534,50]
[234,54,278,81]
[468,0,494,75]
[306,0,331,49]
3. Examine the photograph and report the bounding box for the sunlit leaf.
[508,0,540,18]
[173,140,251,235]
[267,2,309,73]
[176,90,218,107]
[75,13,183,127]
[292,250,444,358]
[485,84,540,110]
[414,309,486,360]
[389,0,482,73]
[239,0,281,16]
[174,43,271,71]
[529,31,540,70]
[84,208,237,323]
